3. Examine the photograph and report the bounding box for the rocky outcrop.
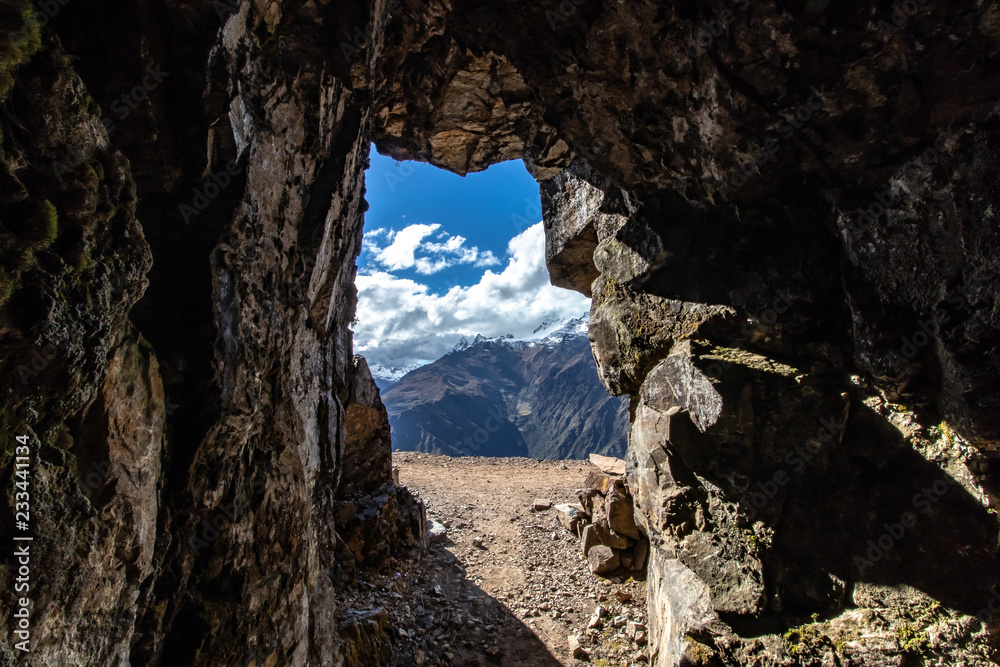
[371,2,1000,665]
[3,0,999,666]
[2,1,423,665]
[0,8,158,662]
[576,462,650,578]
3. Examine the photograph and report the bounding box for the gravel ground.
[340,453,650,666]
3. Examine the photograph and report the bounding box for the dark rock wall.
[1,1,422,665]
[0,0,998,666]
[371,1,1000,664]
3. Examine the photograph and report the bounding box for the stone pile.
[554,454,650,577]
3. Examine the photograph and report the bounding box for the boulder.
[588,546,621,574]
[582,524,600,555]
[577,487,603,515]
[568,635,588,659]
[589,453,626,476]
[427,520,448,544]
[584,471,617,495]
[582,522,630,554]
[626,621,647,639]
[629,538,649,571]
[532,498,552,511]
[606,485,640,539]
[586,492,606,525]
[598,520,631,550]
[554,503,589,535]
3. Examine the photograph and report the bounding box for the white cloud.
[373,223,439,271]
[364,223,501,275]
[354,222,590,369]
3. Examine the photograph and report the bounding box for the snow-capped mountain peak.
[448,313,590,354]
[368,362,421,383]
[373,314,591,386]
[532,318,557,335]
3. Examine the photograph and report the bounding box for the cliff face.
[2,1,424,665]
[371,1,1000,664]
[1,1,999,666]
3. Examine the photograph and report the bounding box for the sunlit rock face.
[3,0,999,665]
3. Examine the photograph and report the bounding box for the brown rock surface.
[5,1,1000,666]
[588,546,621,575]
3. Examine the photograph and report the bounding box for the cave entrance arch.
[353,147,629,461]
[345,146,647,665]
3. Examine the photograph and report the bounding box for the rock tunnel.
[0,0,999,664]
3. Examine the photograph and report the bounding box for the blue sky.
[355,147,590,374]
[361,150,542,289]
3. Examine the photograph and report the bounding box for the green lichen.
[34,199,58,245]
[895,622,930,652]
[783,623,821,656]
[783,621,859,658]
[0,198,60,306]
[683,637,716,664]
[0,4,42,102]
[699,341,799,377]
[937,420,955,446]
[0,270,13,304]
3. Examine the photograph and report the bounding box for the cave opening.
[346,147,650,665]
[356,146,629,460]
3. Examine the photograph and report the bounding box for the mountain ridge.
[378,314,629,459]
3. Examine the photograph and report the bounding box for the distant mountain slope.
[379,316,629,459]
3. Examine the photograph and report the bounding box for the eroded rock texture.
[1,0,998,666]
[371,1,1000,665]
[2,1,423,665]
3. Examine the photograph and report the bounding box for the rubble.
[377,452,649,666]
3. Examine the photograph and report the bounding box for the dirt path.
[339,453,650,666]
